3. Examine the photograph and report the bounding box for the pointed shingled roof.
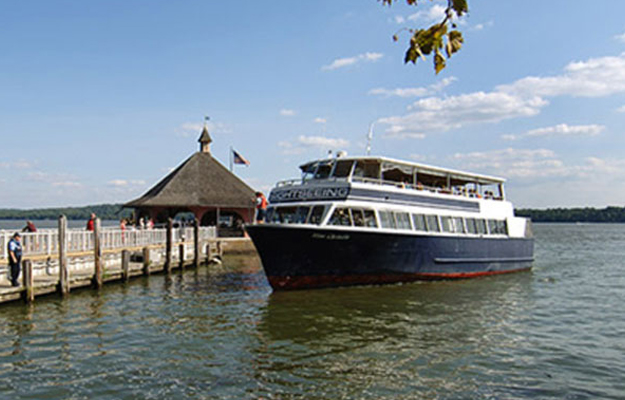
[198,126,212,144]
[125,152,255,209]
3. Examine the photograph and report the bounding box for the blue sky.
[2,0,625,209]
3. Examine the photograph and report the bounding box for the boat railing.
[275,178,301,187]
[351,177,504,200]
[0,226,217,260]
[273,176,503,201]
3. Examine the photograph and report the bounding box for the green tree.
[381,0,468,73]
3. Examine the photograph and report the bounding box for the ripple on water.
[1,225,625,399]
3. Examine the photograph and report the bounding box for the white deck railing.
[0,226,217,260]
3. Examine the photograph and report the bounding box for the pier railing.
[0,226,217,260]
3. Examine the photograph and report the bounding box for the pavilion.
[125,124,256,234]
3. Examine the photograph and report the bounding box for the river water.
[0,223,623,399]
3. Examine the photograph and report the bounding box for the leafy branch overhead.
[382,0,468,74]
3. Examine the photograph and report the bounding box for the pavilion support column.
[165,218,173,274]
[216,207,220,237]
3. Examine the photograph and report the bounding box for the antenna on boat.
[366,121,375,156]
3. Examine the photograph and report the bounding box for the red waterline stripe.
[267,267,532,290]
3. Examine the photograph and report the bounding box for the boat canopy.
[299,156,504,188]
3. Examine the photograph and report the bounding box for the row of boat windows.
[266,205,508,236]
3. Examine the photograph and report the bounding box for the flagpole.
[229,146,233,172]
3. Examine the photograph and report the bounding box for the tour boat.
[245,155,534,290]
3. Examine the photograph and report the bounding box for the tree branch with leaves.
[382,0,468,73]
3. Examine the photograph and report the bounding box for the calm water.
[1,224,624,399]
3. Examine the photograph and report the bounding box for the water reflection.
[254,273,535,398]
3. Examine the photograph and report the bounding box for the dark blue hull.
[246,225,534,290]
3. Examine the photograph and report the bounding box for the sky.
[2,0,625,209]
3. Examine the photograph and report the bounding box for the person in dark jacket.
[7,233,22,287]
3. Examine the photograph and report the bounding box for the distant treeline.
[0,204,132,221]
[2,204,625,223]
[515,206,625,223]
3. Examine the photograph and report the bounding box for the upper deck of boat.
[273,155,506,202]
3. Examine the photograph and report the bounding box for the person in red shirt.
[86,213,96,231]
[255,192,268,224]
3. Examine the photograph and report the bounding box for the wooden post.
[121,250,130,282]
[178,243,185,269]
[217,240,223,257]
[23,259,34,303]
[142,247,150,276]
[165,218,173,273]
[194,218,200,268]
[58,215,69,296]
[205,243,211,264]
[93,218,103,288]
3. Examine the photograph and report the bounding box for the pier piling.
[58,215,69,297]
[23,260,34,303]
[93,218,103,288]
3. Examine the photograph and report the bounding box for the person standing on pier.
[255,192,268,224]
[7,233,22,287]
[86,213,96,231]
[22,220,37,232]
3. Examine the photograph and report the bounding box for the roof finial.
[198,116,212,154]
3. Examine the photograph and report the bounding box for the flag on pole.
[232,149,250,166]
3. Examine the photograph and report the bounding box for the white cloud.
[176,121,231,138]
[108,179,146,188]
[280,109,296,117]
[380,91,547,138]
[314,117,327,124]
[502,124,604,141]
[525,123,604,137]
[379,54,625,138]
[394,15,405,24]
[452,148,625,185]
[614,33,625,43]
[52,181,82,188]
[297,135,349,148]
[0,160,34,169]
[616,105,625,113]
[407,4,446,24]
[498,54,625,98]
[369,77,456,98]
[321,52,383,71]
[278,135,350,155]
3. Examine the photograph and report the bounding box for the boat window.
[487,219,508,235]
[466,218,477,234]
[441,216,454,233]
[308,205,326,225]
[452,217,465,234]
[394,212,412,230]
[301,162,317,182]
[351,209,365,227]
[497,220,508,235]
[364,210,378,228]
[294,206,310,224]
[314,160,333,180]
[379,211,396,229]
[425,215,440,232]
[333,160,353,178]
[412,214,427,232]
[476,219,487,234]
[329,207,352,226]
[382,163,414,184]
[272,206,299,224]
[353,160,380,180]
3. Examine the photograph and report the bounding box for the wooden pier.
[0,216,251,305]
